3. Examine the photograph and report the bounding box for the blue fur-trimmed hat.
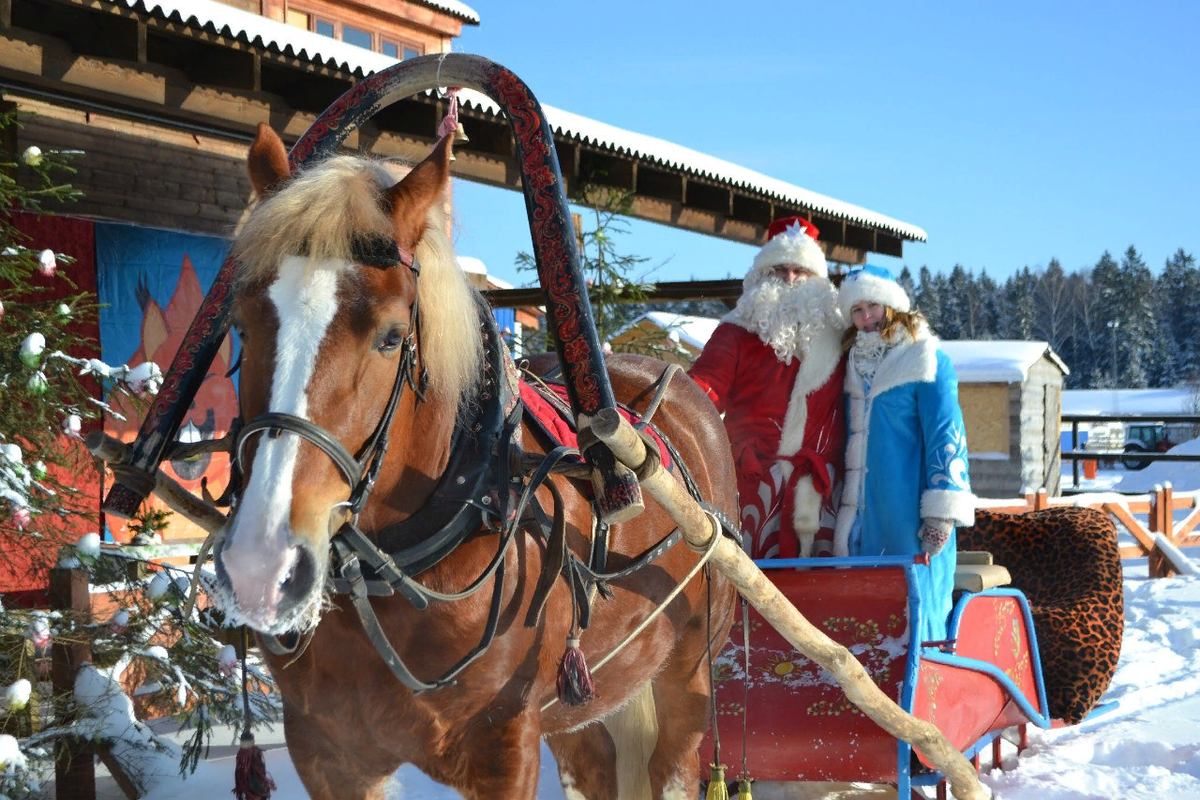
[838,264,911,319]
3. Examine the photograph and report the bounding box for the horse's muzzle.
[214,535,322,631]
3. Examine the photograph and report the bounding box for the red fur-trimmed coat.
[688,321,846,558]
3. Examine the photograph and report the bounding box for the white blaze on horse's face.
[220,256,348,632]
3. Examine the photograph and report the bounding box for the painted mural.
[96,222,238,543]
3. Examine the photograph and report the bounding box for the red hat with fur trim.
[750,216,828,281]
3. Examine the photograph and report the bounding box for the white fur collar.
[777,322,842,458]
[846,326,939,399]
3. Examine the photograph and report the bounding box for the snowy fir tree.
[0,109,275,797]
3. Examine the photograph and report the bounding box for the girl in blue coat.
[833,265,974,644]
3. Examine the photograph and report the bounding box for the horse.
[210,122,740,800]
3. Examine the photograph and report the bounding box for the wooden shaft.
[87,431,227,535]
[588,408,989,800]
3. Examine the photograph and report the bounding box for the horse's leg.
[282,701,400,800]
[454,710,544,800]
[545,722,619,800]
[646,583,737,800]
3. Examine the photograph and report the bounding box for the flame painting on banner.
[96,222,239,543]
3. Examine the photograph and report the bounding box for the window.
[382,39,423,60]
[288,7,422,57]
[284,9,309,29]
[342,24,373,50]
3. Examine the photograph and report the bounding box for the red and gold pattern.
[703,573,1045,784]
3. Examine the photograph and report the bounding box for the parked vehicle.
[1122,422,1196,470]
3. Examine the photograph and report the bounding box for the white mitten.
[919,517,954,556]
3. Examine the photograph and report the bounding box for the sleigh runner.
[86,53,1121,800]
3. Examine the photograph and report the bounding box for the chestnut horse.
[211,124,739,800]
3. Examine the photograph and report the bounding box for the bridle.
[234,245,427,518]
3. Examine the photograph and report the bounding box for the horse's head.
[214,124,482,634]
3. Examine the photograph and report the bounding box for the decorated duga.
[88,53,1122,800]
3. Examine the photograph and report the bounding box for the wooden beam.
[483,278,746,308]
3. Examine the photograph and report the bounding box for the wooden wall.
[963,358,1064,499]
[15,99,252,237]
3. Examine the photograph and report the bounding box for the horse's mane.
[232,155,483,404]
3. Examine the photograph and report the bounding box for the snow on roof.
[940,340,1068,383]
[483,104,927,243]
[103,0,923,244]
[409,0,479,24]
[456,255,486,274]
[622,312,722,352]
[1061,388,1196,416]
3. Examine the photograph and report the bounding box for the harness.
[230,250,729,695]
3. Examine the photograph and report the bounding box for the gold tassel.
[705,764,729,800]
[735,778,753,800]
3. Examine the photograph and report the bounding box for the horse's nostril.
[277,544,318,612]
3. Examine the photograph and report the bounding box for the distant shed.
[609,319,1068,498]
[941,341,1069,498]
[610,312,722,366]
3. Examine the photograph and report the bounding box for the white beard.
[726,275,842,364]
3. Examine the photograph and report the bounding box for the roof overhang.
[0,0,924,260]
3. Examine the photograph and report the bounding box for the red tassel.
[233,732,276,800]
[556,636,595,706]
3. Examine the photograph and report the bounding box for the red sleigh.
[702,505,1123,798]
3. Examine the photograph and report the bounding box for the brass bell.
[448,121,468,162]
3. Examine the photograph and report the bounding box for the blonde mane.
[232,154,483,403]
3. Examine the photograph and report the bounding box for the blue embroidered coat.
[833,327,974,643]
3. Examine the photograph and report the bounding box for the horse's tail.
[602,682,658,800]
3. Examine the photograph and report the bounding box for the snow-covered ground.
[121,569,1200,800]
[84,457,1200,800]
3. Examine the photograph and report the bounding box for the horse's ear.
[386,135,453,251]
[247,123,291,199]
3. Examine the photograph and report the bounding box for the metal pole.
[1072,421,1080,487]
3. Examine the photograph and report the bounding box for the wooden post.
[1149,484,1176,579]
[1034,488,1048,510]
[49,567,95,800]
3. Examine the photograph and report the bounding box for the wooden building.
[941,341,1069,499]
[610,312,720,366]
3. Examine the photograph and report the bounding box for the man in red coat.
[688,217,846,559]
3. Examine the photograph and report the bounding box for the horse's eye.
[379,327,406,353]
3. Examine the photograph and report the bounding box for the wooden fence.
[979,486,1200,579]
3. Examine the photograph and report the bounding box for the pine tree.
[915,265,943,333]
[1090,251,1124,387]
[1000,267,1036,340]
[896,266,917,301]
[975,270,1002,339]
[1066,268,1103,388]
[1034,258,1072,355]
[940,264,969,340]
[1156,248,1200,380]
[1117,245,1155,388]
[0,109,274,796]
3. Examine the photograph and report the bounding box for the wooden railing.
[978,486,1200,579]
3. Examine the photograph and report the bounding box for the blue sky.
[449,1,1200,290]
